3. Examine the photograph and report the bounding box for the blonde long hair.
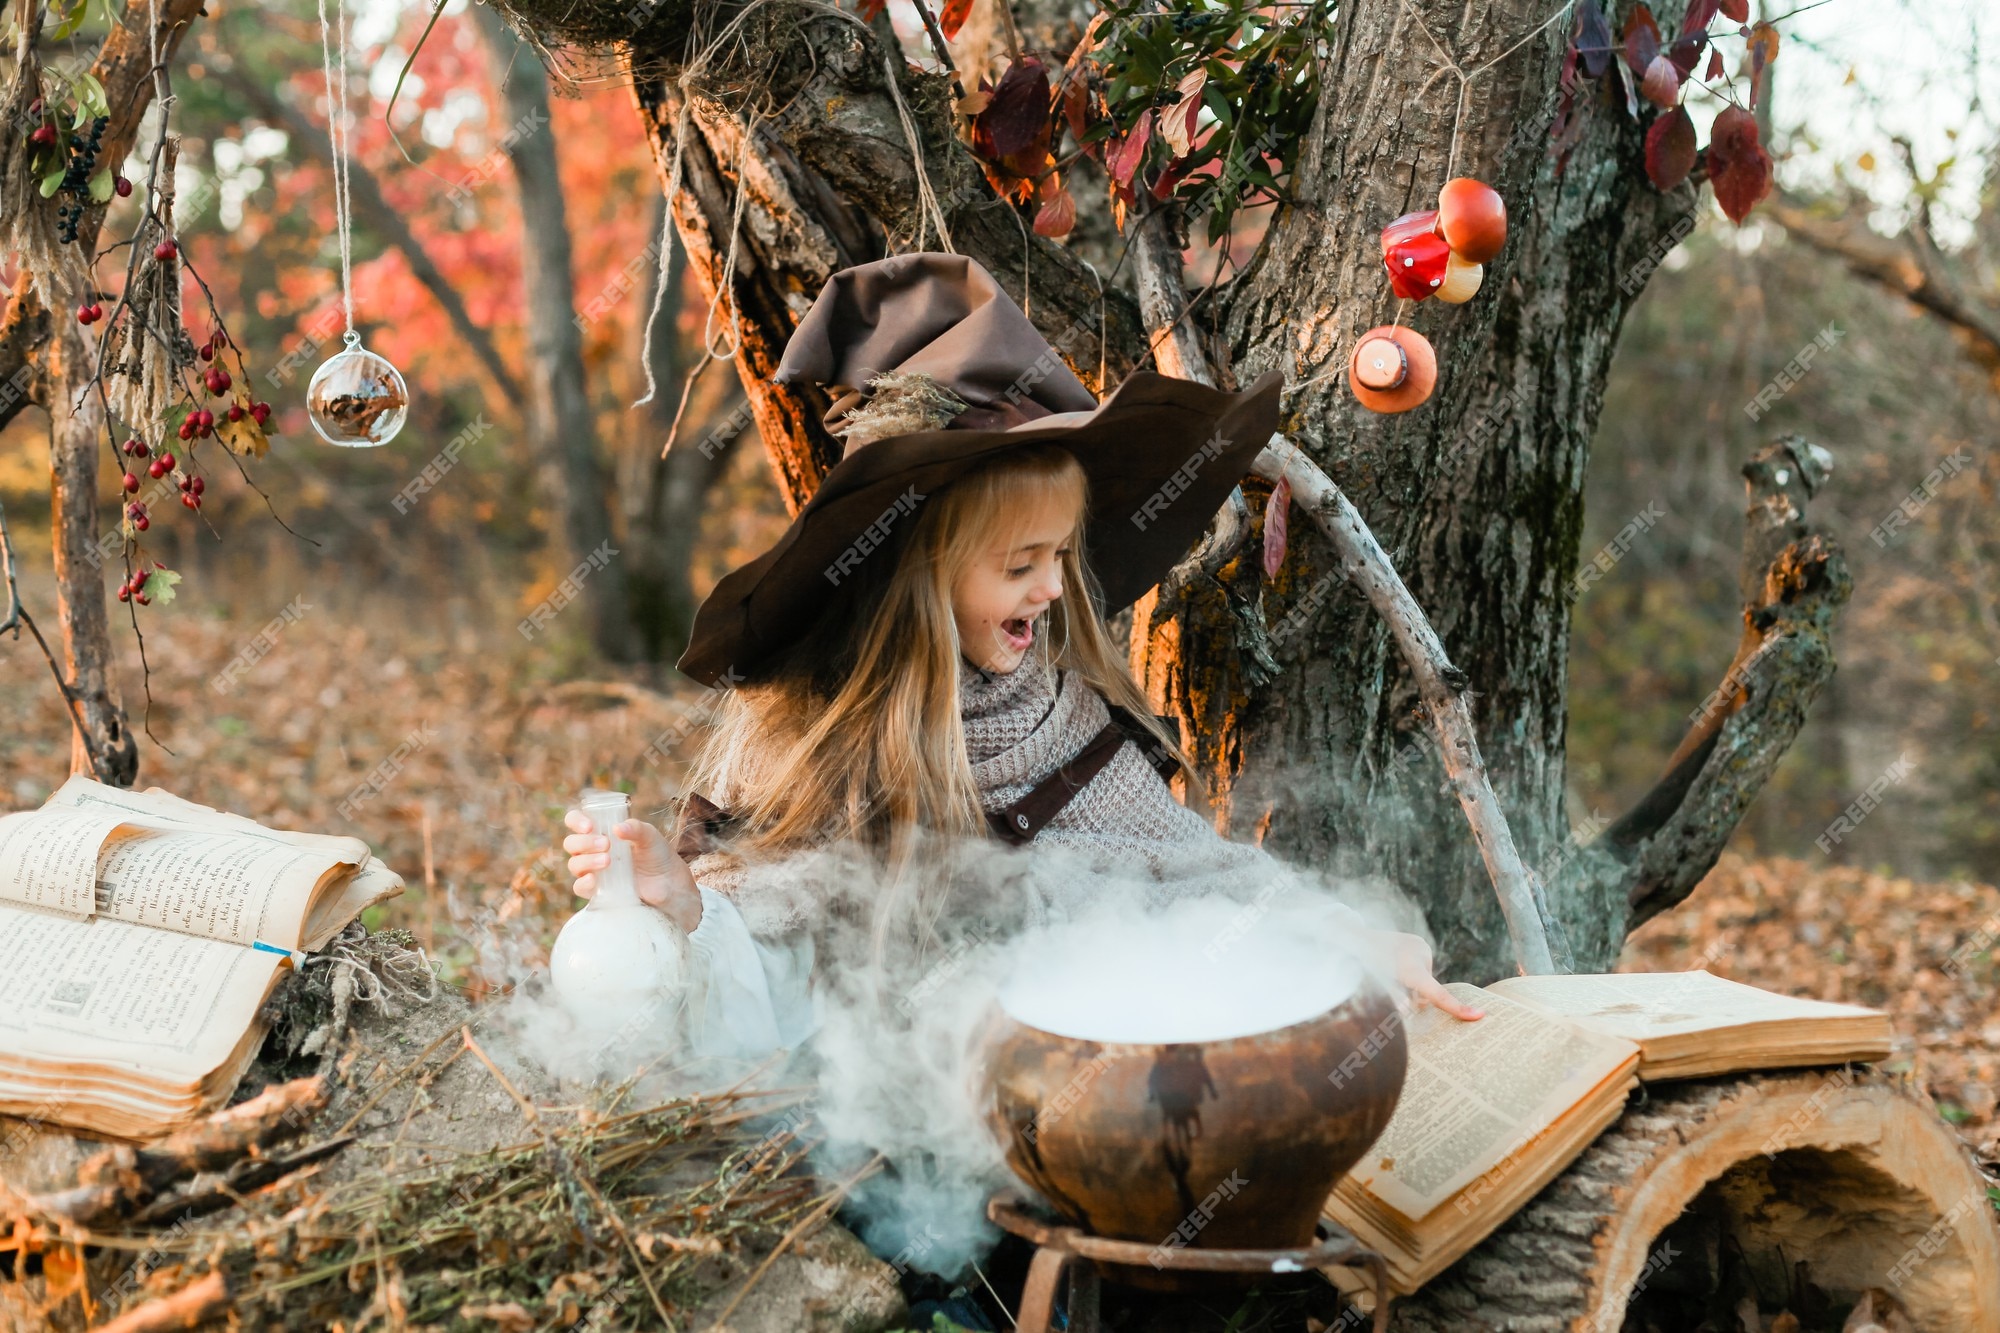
[682,443,1200,934]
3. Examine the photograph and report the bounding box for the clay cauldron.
[975,974,1407,1286]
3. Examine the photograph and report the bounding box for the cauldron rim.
[984,968,1397,1053]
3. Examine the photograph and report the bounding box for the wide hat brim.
[677,367,1285,687]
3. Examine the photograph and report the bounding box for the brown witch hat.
[676,252,1283,687]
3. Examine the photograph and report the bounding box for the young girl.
[561,253,1481,1059]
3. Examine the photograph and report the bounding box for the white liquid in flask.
[549,788,690,1052]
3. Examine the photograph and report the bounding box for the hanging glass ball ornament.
[306,331,408,447]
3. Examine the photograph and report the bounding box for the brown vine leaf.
[1744,21,1780,108]
[1262,475,1290,580]
[1719,0,1749,21]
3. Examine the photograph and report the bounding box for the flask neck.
[582,799,639,909]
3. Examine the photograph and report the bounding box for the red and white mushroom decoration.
[1354,177,1507,414]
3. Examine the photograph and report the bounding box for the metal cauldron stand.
[986,1192,1391,1333]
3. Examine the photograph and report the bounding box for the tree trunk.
[1382,1069,2000,1331]
[47,319,136,783]
[617,193,751,663]
[473,4,638,662]
[476,0,1850,977]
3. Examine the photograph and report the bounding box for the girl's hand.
[562,808,703,935]
[1383,930,1484,1022]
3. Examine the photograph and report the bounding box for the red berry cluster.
[116,563,160,605]
[153,238,177,260]
[76,301,104,325]
[125,500,150,532]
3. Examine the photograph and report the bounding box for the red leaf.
[1032,177,1075,238]
[937,0,975,40]
[1262,475,1290,579]
[1640,54,1680,108]
[1680,0,1719,35]
[1707,105,1773,221]
[1668,32,1705,78]
[1107,112,1152,190]
[1644,105,1697,190]
[977,57,1053,177]
[1621,4,1661,75]
[1719,0,1748,20]
[1060,77,1089,144]
[1704,46,1724,81]
[1149,157,1189,201]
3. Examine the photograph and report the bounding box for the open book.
[0,776,404,1139]
[1323,970,1893,1295]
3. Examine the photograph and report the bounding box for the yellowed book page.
[44,776,369,862]
[93,825,350,949]
[1486,970,1886,1043]
[0,903,285,1087]
[0,808,133,917]
[38,772,376,948]
[300,856,405,952]
[1342,984,1639,1223]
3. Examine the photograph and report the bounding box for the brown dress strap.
[985,706,1183,845]
[673,791,739,860]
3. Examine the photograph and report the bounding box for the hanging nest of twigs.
[0,52,86,311]
[101,144,200,437]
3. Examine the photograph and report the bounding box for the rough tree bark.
[475,0,1849,980]
[474,3,639,662]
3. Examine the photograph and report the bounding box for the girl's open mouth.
[1001,616,1034,651]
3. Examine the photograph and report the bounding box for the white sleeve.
[682,886,819,1060]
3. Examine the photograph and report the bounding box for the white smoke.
[492,830,1426,1281]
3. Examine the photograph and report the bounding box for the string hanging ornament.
[305,0,409,447]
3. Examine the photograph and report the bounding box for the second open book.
[1322,969,1894,1295]
[0,777,403,1139]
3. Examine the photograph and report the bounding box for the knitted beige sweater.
[686,641,1298,937]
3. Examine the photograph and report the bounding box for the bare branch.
[1766,198,2000,389]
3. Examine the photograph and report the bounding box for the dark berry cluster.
[54,115,109,244]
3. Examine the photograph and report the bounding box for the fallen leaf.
[457,1302,535,1332]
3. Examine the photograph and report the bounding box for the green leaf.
[39,167,65,199]
[52,0,88,40]
[149,567,183,606]
[78,72,108,118]
[88,167,114,203]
